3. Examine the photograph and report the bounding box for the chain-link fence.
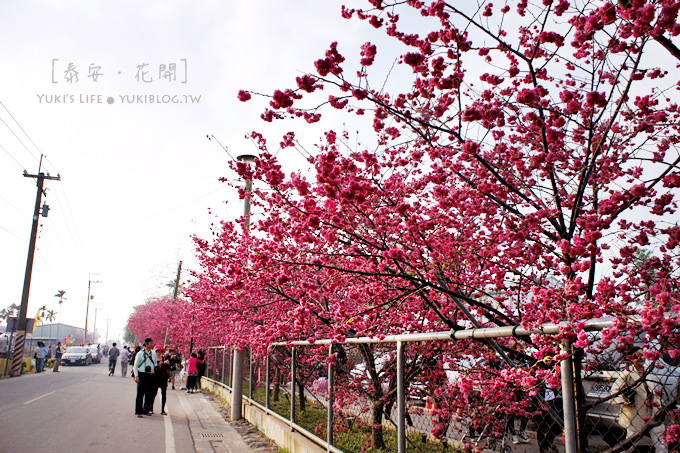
[204,318,679,453]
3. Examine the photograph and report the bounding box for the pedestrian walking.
[133,338,157,417]
[53,342,62,372]
[108,342,120,376]
[154,345,171,415]
[119,346,130,377]
[167,350,182,390]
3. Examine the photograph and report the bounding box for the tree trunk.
[372,399,387,450]
[297,379,306,411]
[273,366,280,402]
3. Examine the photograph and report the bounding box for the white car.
[87,346,102,363]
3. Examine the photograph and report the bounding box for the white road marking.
[165,406,176,453]
[24,390,56,405]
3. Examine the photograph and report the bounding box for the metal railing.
[205,317,678,453]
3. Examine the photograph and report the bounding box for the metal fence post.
[221,348,226,384]
[327,344,335,448]
[265,352,270,409]
[249,349,254,400]
[397,341,405,453]
[228,349,233,387]
[290,346,296,427]
[561,340,577,453]
[207,348,211,379]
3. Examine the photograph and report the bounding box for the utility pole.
[92,306,99,344]
[232,154,255,421]
[173,261,182,299]
[84,276,101,344]
[165,260,182,345]
[11,158,60,377]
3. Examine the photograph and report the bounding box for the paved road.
[0,361,253,453]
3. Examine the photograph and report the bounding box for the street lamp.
[231,153,255,422]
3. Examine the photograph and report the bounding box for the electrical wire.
[94,185,230,232]
[0,101,43,167]
[48,180,91,269]
[0,192,30,218]
[0,118,41,168]
[0,143,28,172]
[0,223,25,242]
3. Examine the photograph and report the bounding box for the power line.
[0,118,41,167]
[0,101,44,166]
[0,143,28,172]
[41,155,62,182]
[53,179,91,268]
[94,185,229,232]
[37,205,88,274]
[0,192,30,218]
[0,223,25,242]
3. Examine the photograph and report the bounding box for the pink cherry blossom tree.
[187,1,680,450]
[127,297,200,354]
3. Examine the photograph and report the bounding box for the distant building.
[30,323,86,344]
[1,323,90,359]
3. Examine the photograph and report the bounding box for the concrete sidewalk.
[172,386,278,453]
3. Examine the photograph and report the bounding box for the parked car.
[87,346,101,363]
[583,334,680,446]
[61,346,92,366]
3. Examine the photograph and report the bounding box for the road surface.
[0,361,252,453]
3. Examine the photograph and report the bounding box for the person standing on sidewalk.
[108,342,120,376]
[119,346,130,377]
[186,352,199,393]
[154,345,171,415]
[35,342,48,373]
[52,342,62,372]
[134,338,157,417]
[196,350,206,389]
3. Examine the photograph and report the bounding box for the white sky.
[0,0,379,343]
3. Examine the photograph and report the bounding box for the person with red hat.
[153,344,172,415]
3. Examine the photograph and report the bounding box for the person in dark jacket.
[108,342,120,376]
[153,345,172,415]
[196,350,206,389]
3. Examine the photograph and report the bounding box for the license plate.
[593,382,611,393]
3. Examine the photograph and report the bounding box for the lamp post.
[231,153,255,422]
